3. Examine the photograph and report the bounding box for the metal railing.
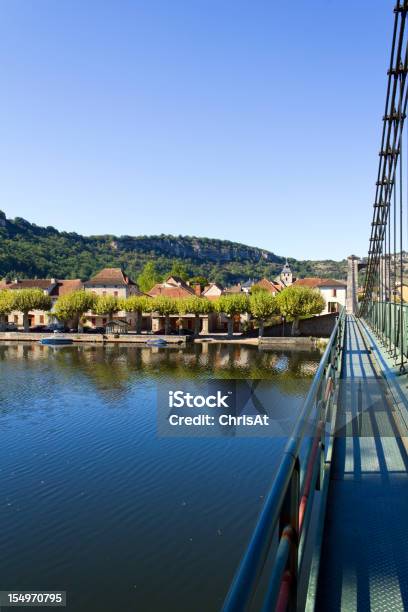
[363,300,407,373]
[222,309,346,612]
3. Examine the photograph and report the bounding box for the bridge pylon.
[346,255,360,314]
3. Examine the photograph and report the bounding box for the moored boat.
[39,337,73,346]
[146,338,168,347]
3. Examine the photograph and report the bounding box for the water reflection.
[0,341,322,389]
[0,341,323,612]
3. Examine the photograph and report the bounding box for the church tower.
[280,259,293,286]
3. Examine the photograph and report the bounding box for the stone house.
[0,278,82,327]
[292,278,347,314]
[83,268,146,329]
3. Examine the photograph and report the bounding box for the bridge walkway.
[315,315,408,611]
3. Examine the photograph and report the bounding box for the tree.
[189,276,208,289]
[94,295,120,321]
[122,295,153,333]
[276,286,325,336]
[137,262,162,293]
[168,260,189,281]
[151,296,178,334]
[11,288,52,331]
[0,290,14,330]
[53,290,96,332]
[178,296,213,337]
[214,293,249,338]
[249,292,278,337]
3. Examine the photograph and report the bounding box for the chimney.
[50,278,56,284]
[13,278,18,284]
[193,283,201,296]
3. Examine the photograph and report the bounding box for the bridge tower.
[346,255,359,314]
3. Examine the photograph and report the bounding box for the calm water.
[0,342,322,612]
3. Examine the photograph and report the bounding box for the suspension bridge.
[222,2,408,611]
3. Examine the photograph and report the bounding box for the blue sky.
[0,1,394,260]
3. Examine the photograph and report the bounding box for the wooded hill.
[0,211,347,285]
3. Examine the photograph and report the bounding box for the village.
[0,261,347,338]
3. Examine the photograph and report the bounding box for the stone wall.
[257,313,338,338]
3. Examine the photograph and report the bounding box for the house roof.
[293,277,346,288]
[84,268,136,287]
[49,279,83,296]
[165,276,195,291]
[201,283,224,300]
[202,283,223,293]
[0,279,57,291]
[224,283,242,294]
[241,278,255,288]
[256,278,282,293]
[147,275,195,298]
[147,284,194,298]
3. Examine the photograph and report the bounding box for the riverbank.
[0,331,328,348]
[0,331,189,344]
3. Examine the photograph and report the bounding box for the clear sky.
[0,1,394,260]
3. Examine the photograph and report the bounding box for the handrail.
[361,300,407,372]
[222,308,345,612]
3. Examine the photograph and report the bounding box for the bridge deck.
[315,315,408,611]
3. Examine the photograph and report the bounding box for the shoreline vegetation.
[0,285,326,338]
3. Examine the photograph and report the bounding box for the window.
[102,291,106,296]
[332,289,337,297]
[114,291,118,297]
[91,317,96,326]
[14,315,18,324]
[39,315,44,324]
[102,318,107,325]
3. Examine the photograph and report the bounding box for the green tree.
[151,296,178,335]
[214,293,249,338]
[94,295,121,321]
[178,296,213,337]
[122,295,153,333]
[11,288,52,331]
[137,262,162,292]
[249,292,278,337]
[276,286,325,335]
[53,290,96,332]
[0,290,14,330]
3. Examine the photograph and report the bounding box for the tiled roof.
[0,279,56,291]
[165,276,194,291]
[49,279,83,296]
[84,268,136,287]
[224,284,242,294]
[147,284,194,298]
[293,277,346,288]
[256,278,282,293]
[147,276,195,298]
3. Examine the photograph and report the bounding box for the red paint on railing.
[299,420,324,535]
[324,377,333,402]
[276,570,292,612]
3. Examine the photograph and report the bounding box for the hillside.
[0,211,347,285]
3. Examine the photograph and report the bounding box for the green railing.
[362,301,408,372]
[222,308,346,612]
